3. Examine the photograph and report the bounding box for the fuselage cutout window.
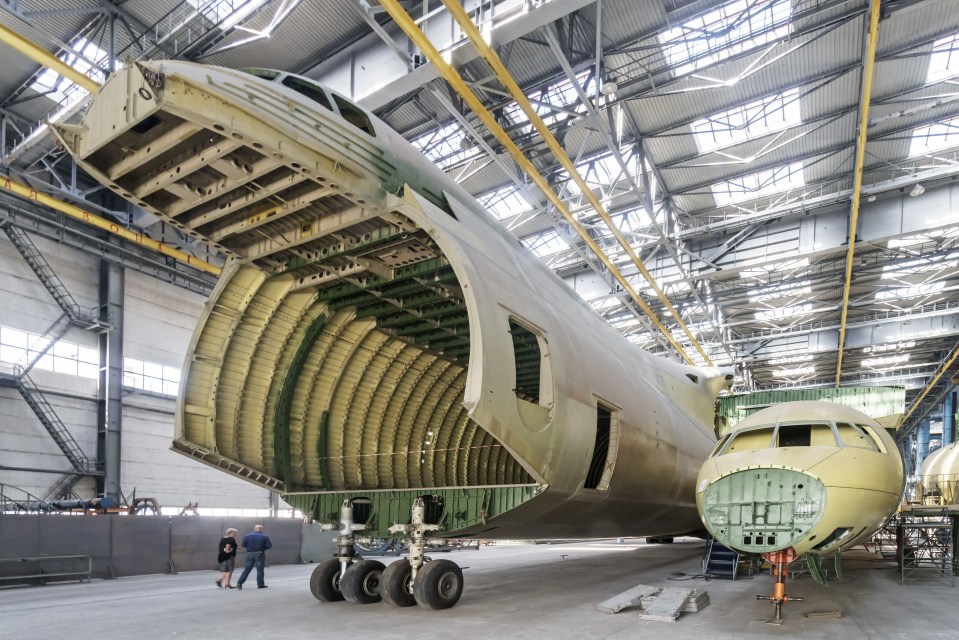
[509,319,541,404]
[778,424,811,447]
[241,67,281,81]
[584,402,619,491]
[281,75,333,112]
[775,422,835,447]
[332,94,376,137]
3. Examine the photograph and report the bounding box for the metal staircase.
[1,223,103,499]
[44,473,86,501]
[1,221,105,330]
[14,313,73,377]
[702,537,740,579]
[16,371,92,475]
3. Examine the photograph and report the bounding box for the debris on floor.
[597,584,709,621]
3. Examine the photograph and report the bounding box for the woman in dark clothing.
[216,528,239,588]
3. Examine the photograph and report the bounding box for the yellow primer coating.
[379,0,699,366]
[697,401,903,556]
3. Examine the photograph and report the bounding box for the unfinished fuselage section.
[57,61,732,542]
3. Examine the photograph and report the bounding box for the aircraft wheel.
[341,559,385,604]
[310,558,345,602]
[380,560,416,607]
[413,559,463,610]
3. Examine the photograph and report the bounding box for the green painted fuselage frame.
[285,486,538,537]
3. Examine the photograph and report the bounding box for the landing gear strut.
[757,549,803,622]
[386,497,464,609]
[311,499,375,603]
[310,497,465,609]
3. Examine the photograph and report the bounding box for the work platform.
[2,539,958,640]
[896,505,958,585]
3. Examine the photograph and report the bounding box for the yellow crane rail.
[836,0,881,386]
[0,176,222,276]
[379,0,704,365]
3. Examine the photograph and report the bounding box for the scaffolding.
[897,508,955,586]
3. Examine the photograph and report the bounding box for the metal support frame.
[898,513,955,586]
[96,258,123,501]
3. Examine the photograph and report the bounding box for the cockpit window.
[281,75,333,112]
[331,94,375,137]
[836,423,879,451]
[776,422,836,447]
[709,433,732,457]
[861,426,887,453]
[720,426,775,454]
[241,68,281,81]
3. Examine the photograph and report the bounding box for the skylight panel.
[875,282,946,301]
[772,365,815,378]
[658,0,792,77]
[712,162,805,206]
[747,279,811,302]
[739,257,809,280]
[862,354,910,369]
[30,38,107,105]
[692,89,801,153]
[927,32,959,82]
[754,303,812,321]
[888,232,948,249]
[522,229,570,258]
[501,70,593,134]
[881,258,957,278]
[909,114,959,157]
[478,187,533,220]
[411,121,483,170]
[767,353,814,366]
[189,0,268,29]
[863,340,915,354]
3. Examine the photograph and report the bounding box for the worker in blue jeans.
[236,524,273,589]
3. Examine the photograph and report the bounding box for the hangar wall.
[0,233,279,510]
[0,515,308,581]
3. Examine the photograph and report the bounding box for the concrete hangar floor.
[0,539,954,640]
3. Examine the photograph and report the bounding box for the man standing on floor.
[236,524,273,590]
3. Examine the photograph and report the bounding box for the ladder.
[703,537,740,579]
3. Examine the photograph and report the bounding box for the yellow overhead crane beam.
[836,0,881,387]
[897,340,959,430]
[437,0,712,365]
[0,24,221,277]
[0,23,100,94]
[379,0,708,366]
[0,176,222,276]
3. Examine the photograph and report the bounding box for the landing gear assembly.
[309,498,465,610]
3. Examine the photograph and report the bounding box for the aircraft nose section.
[700,467,826,553]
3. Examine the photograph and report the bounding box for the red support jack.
[757,548,803,622]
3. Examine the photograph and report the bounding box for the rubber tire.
[341,559,385,604]
[413,559,464,610]
[310,558,345,602]
[380,560,416,607]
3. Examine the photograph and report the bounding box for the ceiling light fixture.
[909,183,925,197]
[866,194,876,202]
